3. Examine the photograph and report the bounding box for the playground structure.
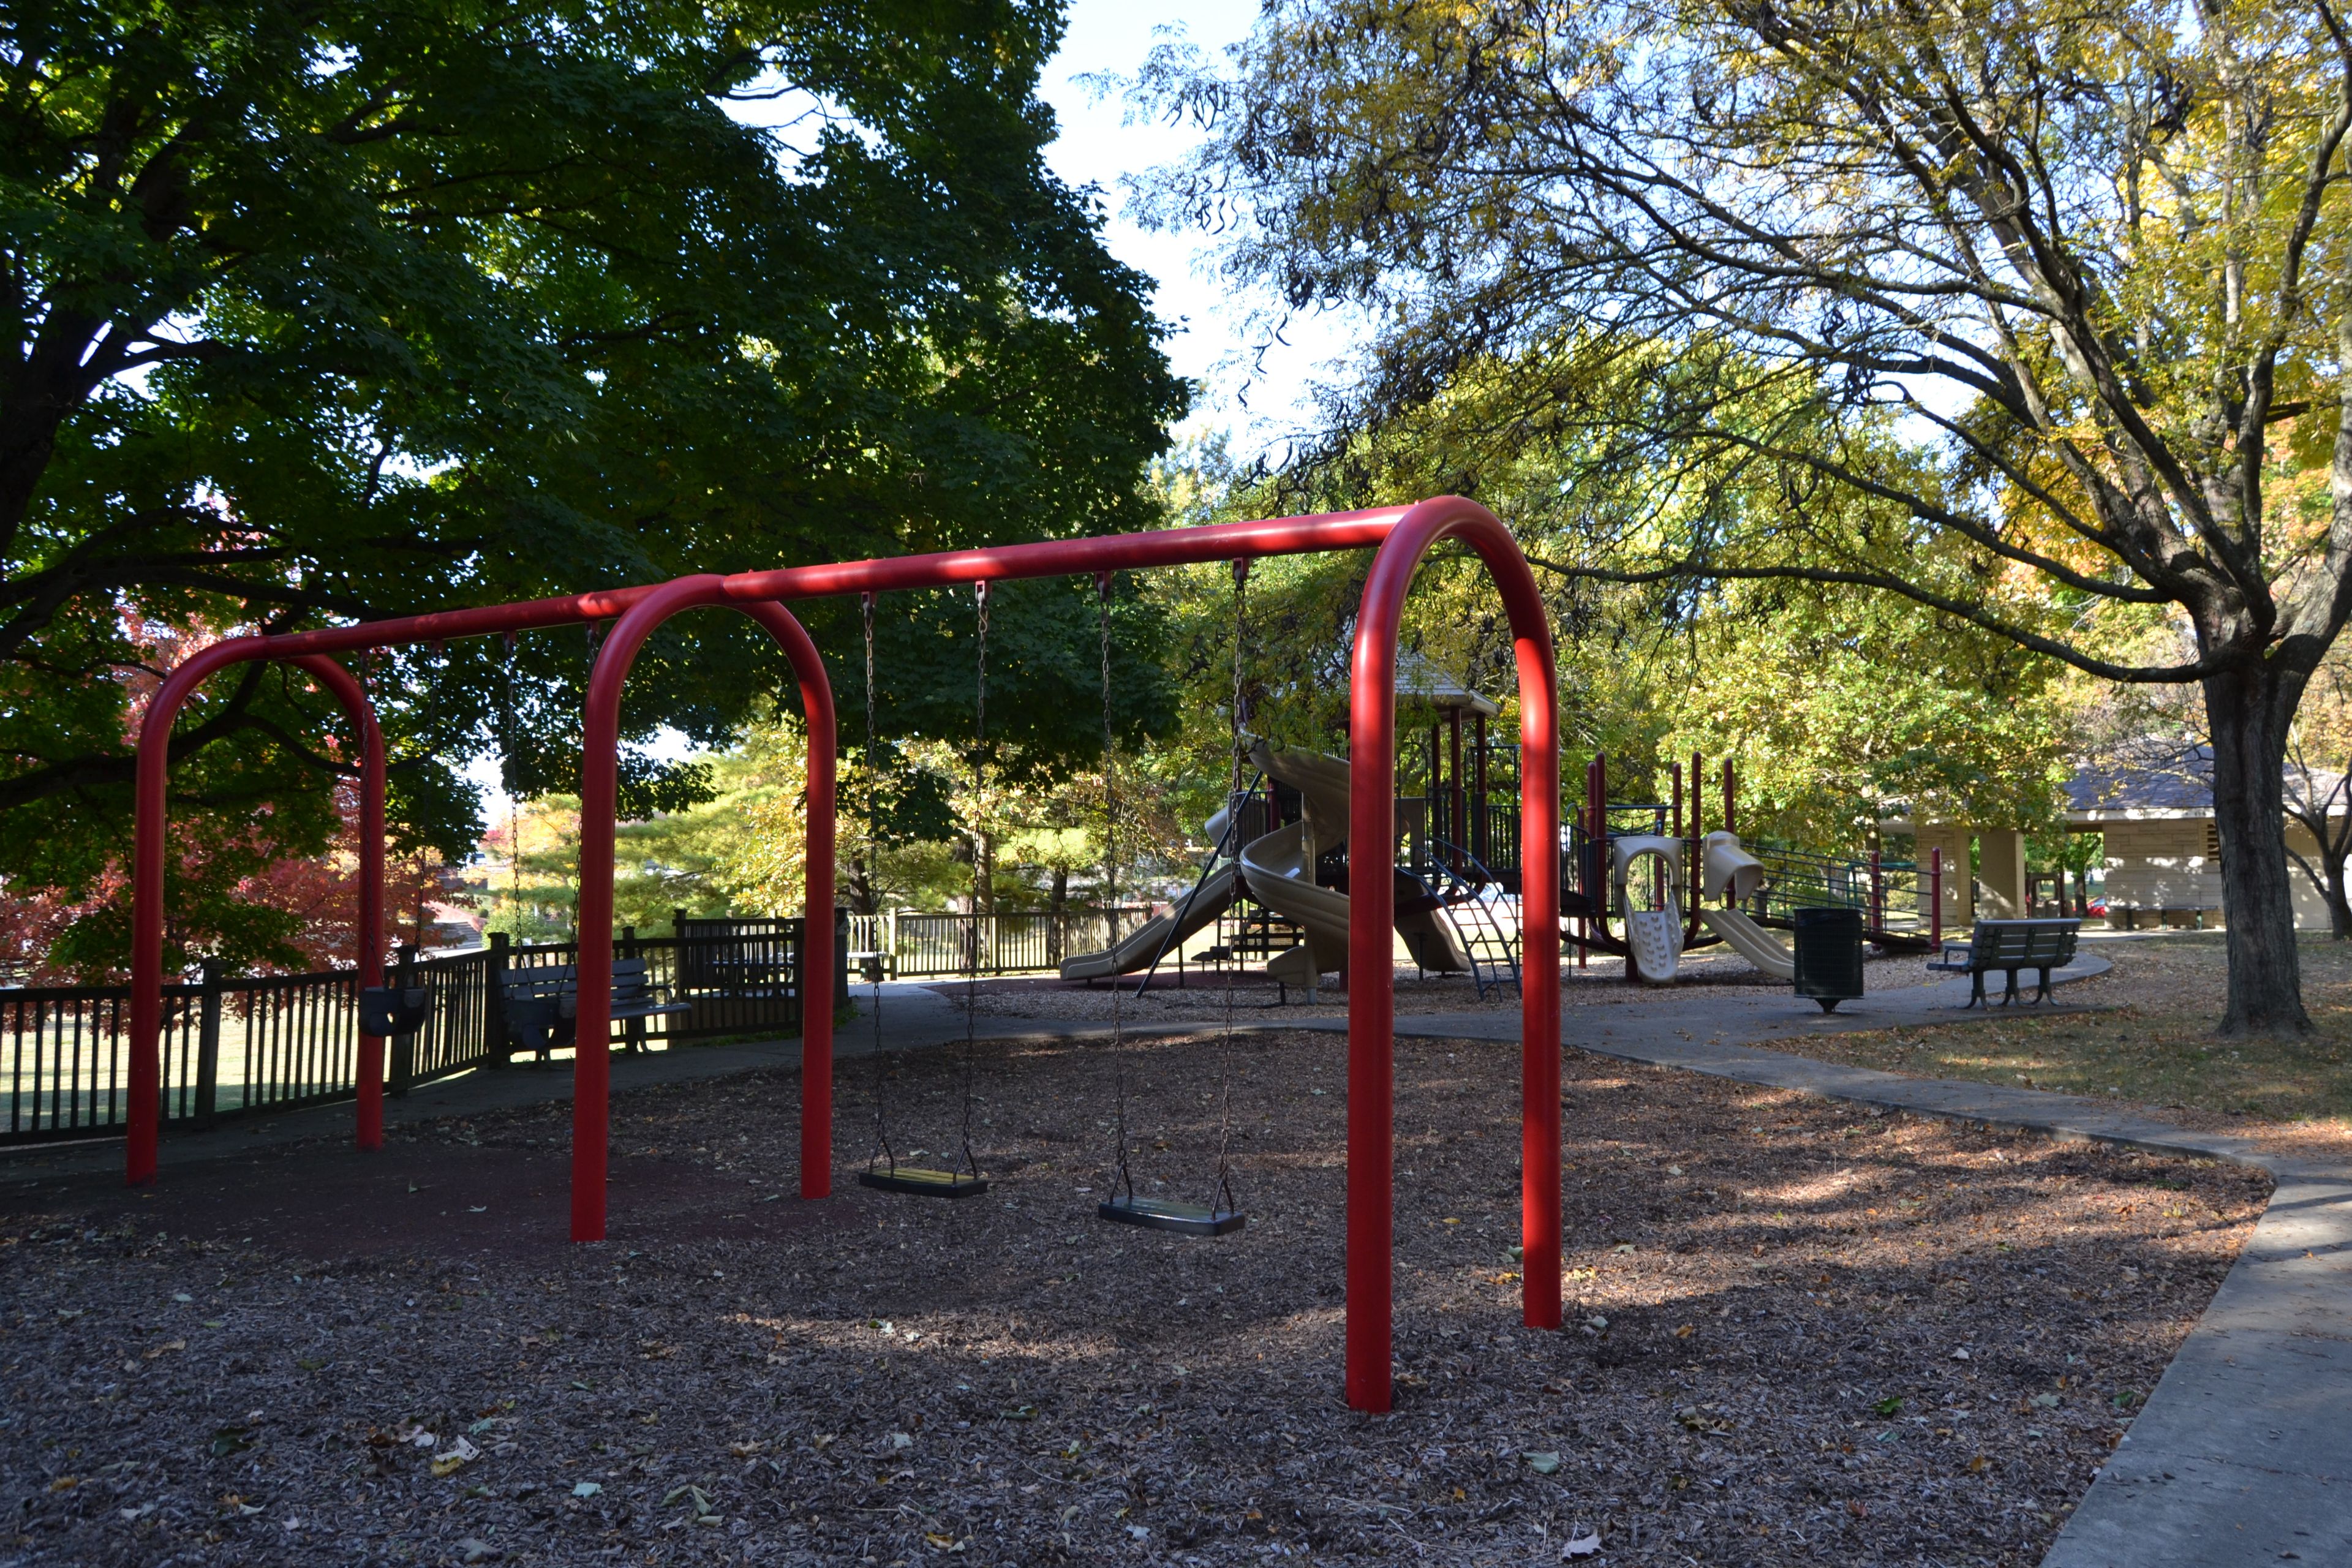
[1057,734,1521,1001]
[122,496,1561,1414]
[1558,753,1941,978]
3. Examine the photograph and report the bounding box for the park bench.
[2111,905,2209,931]
[1927,918,2081,1008]
[499,958,691,1062]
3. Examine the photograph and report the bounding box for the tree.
[2285,657,2352,936]
[1140,0,2352,1033]
[2,0,1183,966]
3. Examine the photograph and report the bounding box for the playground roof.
[1390,652,1501,716]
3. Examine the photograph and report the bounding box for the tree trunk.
[2204,665,2310,1035]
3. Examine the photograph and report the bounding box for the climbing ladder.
[1430,842,1522,1000]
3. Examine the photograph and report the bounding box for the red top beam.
[232,507,1414,660]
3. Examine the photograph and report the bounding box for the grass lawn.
[1783,933,2352,1159]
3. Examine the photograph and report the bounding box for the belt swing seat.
[1093,562,1250,1238]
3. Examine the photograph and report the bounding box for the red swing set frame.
[124,495,1561,1412]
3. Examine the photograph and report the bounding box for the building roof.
[2067,739,2214,815]
[2065,739,2346,821]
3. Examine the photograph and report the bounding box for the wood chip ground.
[1,1027,2264,1566]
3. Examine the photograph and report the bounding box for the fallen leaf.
[209,1427,254,1458]
[430,1437,480,1477]
[143,1340,187,1359]
[1871,1396,1903,1417]
[1563,1529,1603,1558]
[571,1481,602,1498]
[1523,1451,1562,1474]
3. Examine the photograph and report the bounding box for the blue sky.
[1034,2,1359,459]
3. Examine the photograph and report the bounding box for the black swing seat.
[1097,1194,1245,1237]
[858,1166,991,1199]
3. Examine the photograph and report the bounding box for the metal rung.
[858,1167,990,1199]
[1096,1196,1245,1237]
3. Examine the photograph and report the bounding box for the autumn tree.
[1141,0,2352,1033]
[2,0,1182,966]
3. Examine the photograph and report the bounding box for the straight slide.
[1057,864,1240,981]
[1698,905,1796,981]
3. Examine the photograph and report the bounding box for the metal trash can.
[1791,907,1865,1012]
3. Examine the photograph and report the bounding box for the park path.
[7,959,2340,1566]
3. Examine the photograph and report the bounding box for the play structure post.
[574,579,839,1238]
[1929,848,1943,949]
[1347,497,1560,1414]
[129,646,385,1182]
[1870,850,1885,937]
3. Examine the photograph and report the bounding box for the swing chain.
[958,581,989,1183]
[862,591,897,1176]
[1098,573,1135,1205]
[501,633,521,918]
[1212,559,1248,1219]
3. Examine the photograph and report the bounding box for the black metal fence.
[848,907,1152,979]
[0,918,812,1147]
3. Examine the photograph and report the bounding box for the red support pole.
[573,580,839,1240]
[1448,706,1463,867]
[1346,497,1559,1413]
[290,656,388,1151]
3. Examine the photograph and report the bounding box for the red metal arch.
[129,650,387,1178]
[1348,497,1563,1411]
[572,582,837,1238]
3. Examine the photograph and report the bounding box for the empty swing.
[1096,564,1247,1237]
[858,582,992,1200]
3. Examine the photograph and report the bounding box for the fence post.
[486,931,511,1067]
[833,907,850,1009]
[391,943,418,1096]
[194,958,224,1129]
[1869,850,1884,937]
[1929,849,1943,949]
